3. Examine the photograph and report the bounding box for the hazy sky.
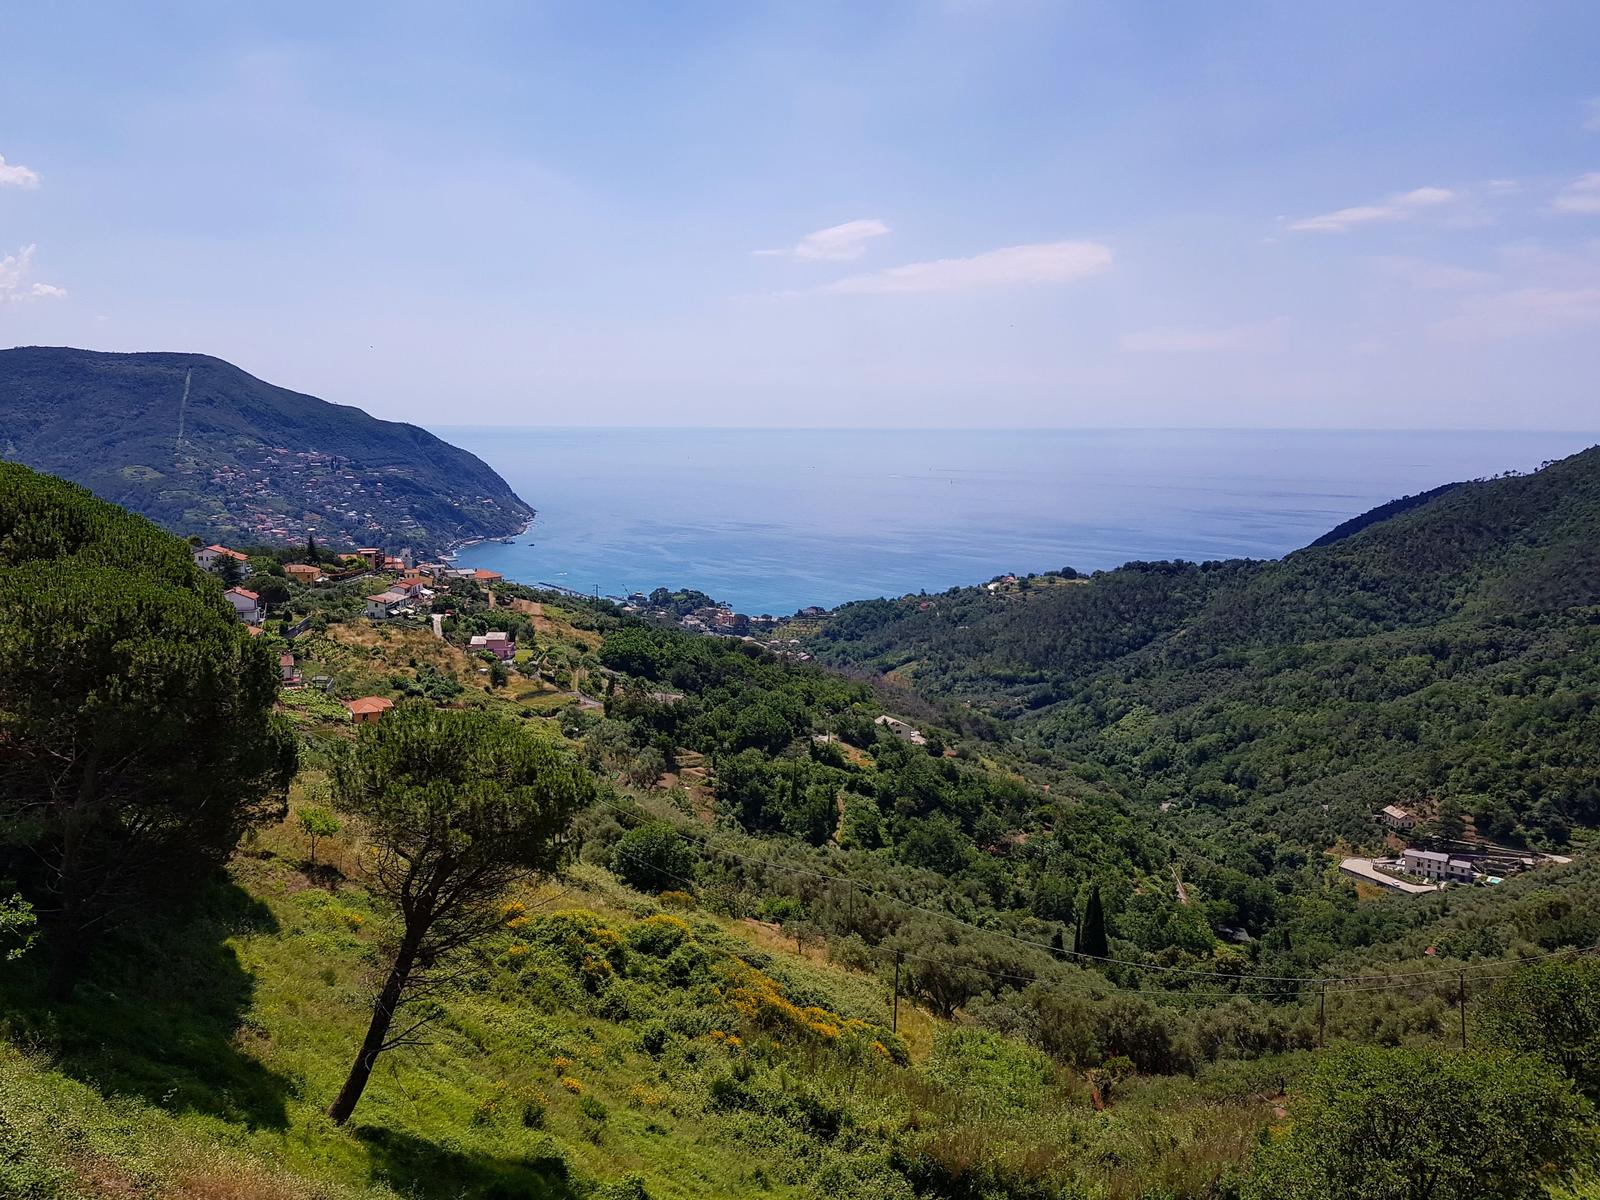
[4,3,1600,428]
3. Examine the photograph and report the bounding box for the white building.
[1378,804,1416,830]
[194,544,252,577]
[224,586,262,625]
[365,590,410,619]
[875,715,928,746]
[1402,848,1478,884]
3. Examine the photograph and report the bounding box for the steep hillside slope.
[0,347,533,556]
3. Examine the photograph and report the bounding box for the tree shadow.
[354,1124,582,1200]
[0,875,293,1130]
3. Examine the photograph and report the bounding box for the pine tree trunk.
[327,930,421,1125]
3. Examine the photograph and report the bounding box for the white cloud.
[1584,98,1600,133]
[1368,255,1495,290]
[1119,319,1284,353]
[0,245,68,303]
[1551,172,1600,215]
[814,239,1112,296]
[757,219,890,262]
[0,154,40,188]
[1289,185,1457,233]
[1434,286,1600,340]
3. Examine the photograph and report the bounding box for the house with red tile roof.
[224,586,262,624]
[346,696,394,724]
[194,544,252,577]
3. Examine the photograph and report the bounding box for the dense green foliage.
[1243,1045,1594,1199]
[0,347,533,554]
[0,463,296,997]
[1479,956,1600,1101]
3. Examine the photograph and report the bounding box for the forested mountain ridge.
[0,346,533,556]
[801,446,1600,848]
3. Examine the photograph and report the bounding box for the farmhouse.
[875,715,927,746]
[1378,805,1416,831]
[1402,848,1478,884]
[283,563,323,584]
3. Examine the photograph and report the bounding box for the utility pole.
[892,950,903,1033]
[1318,982,1326,1048]
[1457,971,1467,1050]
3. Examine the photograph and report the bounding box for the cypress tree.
[1079,882,1109,960]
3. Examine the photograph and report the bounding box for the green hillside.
[801,447,1600,858]
[0,347,533,556]
[2,460,1598,1199]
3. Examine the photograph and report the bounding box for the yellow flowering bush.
[560,1075,584,1095]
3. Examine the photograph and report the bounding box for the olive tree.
[326,705,592,1125]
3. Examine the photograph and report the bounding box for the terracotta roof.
[279,653,295,666]
[226,587,260,602]
[473,569,503,581]
[346,696,395,715]
[206,545,249,560]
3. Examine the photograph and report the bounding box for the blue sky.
[3,2,1599,428]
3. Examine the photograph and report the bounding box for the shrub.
[624,913,693,957]
[613,822,699,894]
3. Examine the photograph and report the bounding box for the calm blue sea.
[433,428,1599,616]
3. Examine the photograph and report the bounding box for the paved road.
[1339,857,1439,894]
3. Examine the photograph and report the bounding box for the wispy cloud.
[0,154,41,189]
[1551,172,1600,215]
[1434,287,1600,341]
[1119,319,1285,353]
[0,245,67,302]
[1289,186,1456,233]
[814,240,1112,296]
[1368,255,1496,290]
[757,219,890,262]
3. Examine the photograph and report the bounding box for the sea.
[434,428,1599,616]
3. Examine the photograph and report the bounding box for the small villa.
[346,696,394,724]
[224,586,262,624]
[469,631,516,661]
[365,590,412,619]
[284,563,323,584]
[473,568,503,584]
[194,544,252,577]
[1378,804,1416,831]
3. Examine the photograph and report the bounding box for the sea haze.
[435,428,1599,615]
